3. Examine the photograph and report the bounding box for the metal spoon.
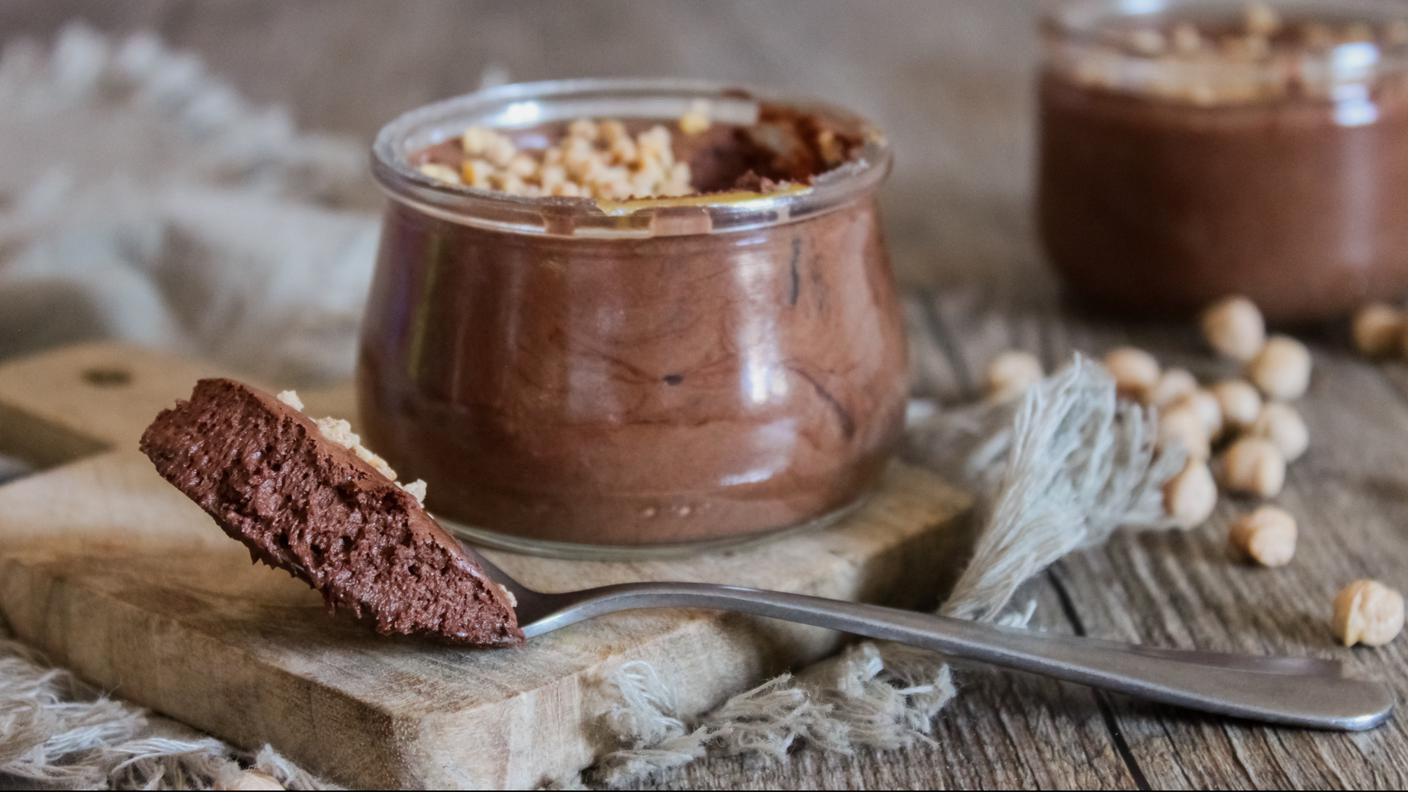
[469,548,1395,731]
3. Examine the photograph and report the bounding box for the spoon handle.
[529,582,1393,731]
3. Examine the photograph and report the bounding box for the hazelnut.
[223,769,284,791]
[1352,303,1404,358]
[1172,389,1224,438]
[1210,379,1263,433]
[275,390,305,411]
[1251,402,1309,462]
[678,100,712,135]
[1201,296,1266,362]
[567,118,600,141]
[1148,367,1198,408]
[1103,347,1161,401]
[417,162,461,185]
[1219,436,1286,498]
[1229,506,1297,567]
[984,350,1044,403]
[1332,580,1405,647]
[1164,460,1217,528]
[1159,404,1211,461]
[1247,335,1312,401]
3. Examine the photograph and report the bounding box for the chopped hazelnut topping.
[1065,8,1406,105]
[678,100,712,135]
[399,479,428,505]
[314,417,398,482]
[417,163,461,185]
[274,389,426,502]
[275,390,305,411]
[420,111,703,200]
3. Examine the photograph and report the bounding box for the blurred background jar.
[1037,0,1408,322]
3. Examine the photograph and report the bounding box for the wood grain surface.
[3,1,1408,789]
[0,342,971,789]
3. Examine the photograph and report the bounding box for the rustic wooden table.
[4,1,1407,788]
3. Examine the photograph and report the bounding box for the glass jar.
[1037,0,1408,321]
[359,79,907,558]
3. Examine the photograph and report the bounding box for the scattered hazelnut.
[1332,580,1405,647]
[1219,436,1286,498]
[1172,389,1224,438]
[1164,460,1218,528]
[1247,335,1312,401]
[1159,404,1211,461]
[984,350,1044,403]
[221,769,284,791]
[1201,296,1266,362]
[1229,506,1297,567]
[1210,379,1263,433]
[1148,367,1198,408]
[1103,347,1161,401]
[1251,402,1309,462]
[1352,303,1404,358]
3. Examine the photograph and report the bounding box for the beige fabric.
[0,23,375,385]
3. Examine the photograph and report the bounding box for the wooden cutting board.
[0,342,973,789]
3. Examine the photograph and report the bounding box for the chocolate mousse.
[362,88,905,547]
[1038,3,1408,321]
[140,379,522,646]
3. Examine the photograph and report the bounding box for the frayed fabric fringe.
[573,357,1183,788]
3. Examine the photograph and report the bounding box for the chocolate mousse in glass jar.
[360,79,906,557]
[1038,0,1408,321]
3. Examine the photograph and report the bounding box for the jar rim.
[371,78,892,238]
[1042,0,1408,81]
